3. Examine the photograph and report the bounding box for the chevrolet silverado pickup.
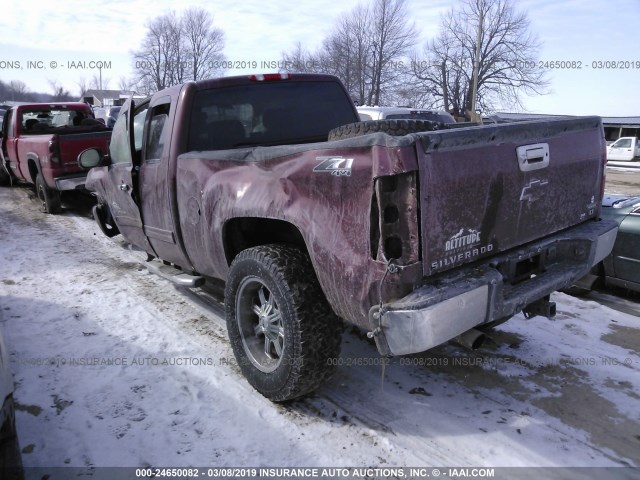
[79,73,618,401]
[0,102,110,213]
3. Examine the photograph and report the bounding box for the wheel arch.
[222,217,308,266]
[26,153,41,184]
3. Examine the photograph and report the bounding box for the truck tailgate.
[57,130,111,168]
[418,116,605,276]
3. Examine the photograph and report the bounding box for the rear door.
[57,130,111,169]
[417,117,605,276]
[93,98,152,251]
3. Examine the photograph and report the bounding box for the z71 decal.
[313,156,354,176]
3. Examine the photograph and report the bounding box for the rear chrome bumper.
[369,219,618,356]
[55,175,86,191]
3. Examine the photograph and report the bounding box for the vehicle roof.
[13,102,92,110]
[149,73,348,103]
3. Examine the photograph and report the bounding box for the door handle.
[119,183,129,191]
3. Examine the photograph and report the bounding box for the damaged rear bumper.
[369,219,618,356]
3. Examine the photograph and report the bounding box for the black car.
[575,194,640,293]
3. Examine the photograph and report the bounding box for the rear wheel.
[225,245,342,402]
[35,174,61,214]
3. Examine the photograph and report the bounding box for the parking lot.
[0,177,639,471]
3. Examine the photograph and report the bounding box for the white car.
[357,106,456,124]
[607,137,640,162]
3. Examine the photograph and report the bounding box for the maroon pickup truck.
[79,73,618,401]
[0,102,110,213]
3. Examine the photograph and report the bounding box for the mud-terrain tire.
[328,119,442,141]
[35,174,61,214]
[225,244,342,402]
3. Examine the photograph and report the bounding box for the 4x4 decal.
[313,156,354,176]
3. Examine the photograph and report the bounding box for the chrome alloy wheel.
[236,277,284,373]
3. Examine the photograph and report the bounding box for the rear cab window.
[187,81,357,151]
[19,107,93,133]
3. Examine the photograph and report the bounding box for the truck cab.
[607,136,640,162]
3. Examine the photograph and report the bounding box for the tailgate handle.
[516,143,549,172]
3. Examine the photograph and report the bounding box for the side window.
[144,103,170,162]
[109,109,133,165]
[133,107,149,152]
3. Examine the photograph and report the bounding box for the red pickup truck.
[80,73,617,401]
[0,102,111,213]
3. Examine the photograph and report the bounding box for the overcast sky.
[1,0,639,116]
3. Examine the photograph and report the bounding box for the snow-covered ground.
[1,185,639,469]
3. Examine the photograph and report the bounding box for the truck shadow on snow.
[0,294,323,468]
[174,279,640,466]
[285,316,640,466]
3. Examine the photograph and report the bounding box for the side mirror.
[78,148,106,168]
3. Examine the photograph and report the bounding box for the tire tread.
[225,244,342,402]
[328,119,442,141]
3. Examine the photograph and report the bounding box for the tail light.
[48,135,60,164]
[248,73,291,81]
[370,172,420,265]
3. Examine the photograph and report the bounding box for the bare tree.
[8,80,29,101]
[90,73,110,90]
[132,13,180,93]
[132,9,225,94]
[367,0,417,105]
[182,7,225,81]
[118,76,135,92]
[281,42,325,74]
[413,0,548,117]
[76,77,89,98]
[47,80,73,102]
[282,0,417,106]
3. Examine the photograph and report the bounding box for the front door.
[95,98,152,252]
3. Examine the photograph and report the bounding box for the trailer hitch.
[523,295,556,319]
